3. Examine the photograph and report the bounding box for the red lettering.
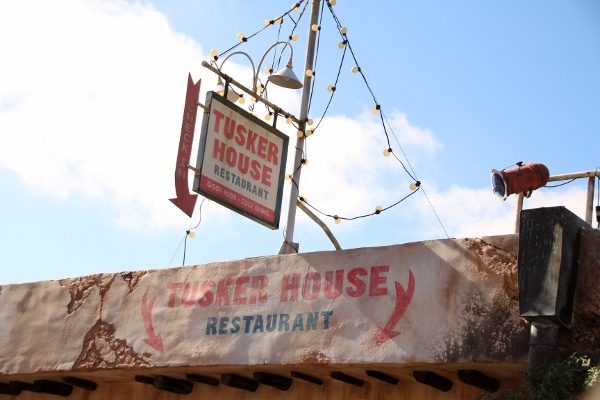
[261,165,272,187]
[233,276,251,305]
[267,141,279,165]
[346,267,368,297]
[249,275,269,304]
[302,272,321,300]
[235,124,246,146]
[213,138,225,162]
[369,265,389,296]
[324,270,343,299]
[224,117,235,140]
[215,278,234,306]
[225,146,237,167]
[212,109,225,133]
[198,280,215,307]
[245,129,258,153]
[280,273,300,301]
[167,282,183,307]
[182,281,199,307]
[250,159,261,180]
[257,136,267,159]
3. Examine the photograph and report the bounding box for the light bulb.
[301,158,308,165]
[410,182,418,190]
[352,66,360,73]
[285,173,292,180]
[238,96,246,104]
[250,96,257,103]
[334,216,341,224]
[276,17,283,24]
[329,0,336,6]
[375,205,383,214]
[210,49,218,57]
[297,130,304,138]
[293,3,300,11]
[188,231,196,238]
[291,34,299,41]
[341,27,347,35]
[338,41,346,49]
[383,148,392,157]
[265,113,272,121]
[265,19,273,26]
[306,69,314,77]
[286,116,293,124]
[306,129,313,136]
[299,197,308,204]
[311,24,320,32]
[373,105,380,114]
[327,84,336,92]
[237,33,245,41]
[266,66,273,73]
[307,118,313,126]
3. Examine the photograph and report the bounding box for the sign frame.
[193,91,289,229]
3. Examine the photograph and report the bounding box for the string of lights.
[202,1,448,234]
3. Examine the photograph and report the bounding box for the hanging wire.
[167,197,208,267]
[202,1,450,236]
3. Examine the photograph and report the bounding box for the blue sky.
[1,0,599,284]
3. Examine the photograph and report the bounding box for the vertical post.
[279,0,321,254]
[585,176,594,225]
[515,192,524,234]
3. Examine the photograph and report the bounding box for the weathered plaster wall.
[0,235,534,399]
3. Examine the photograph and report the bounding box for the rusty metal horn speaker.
[491,162,549,201]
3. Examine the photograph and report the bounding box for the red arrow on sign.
[369,269,415,348]
[142,288,164,352]
[169,73,201,217]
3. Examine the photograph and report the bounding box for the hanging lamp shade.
[215,77,240,102]
[268,59,303,89]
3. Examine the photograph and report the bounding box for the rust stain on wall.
[465,237,519,301]
[59,274,117,314]
[432,237,528,363]
[300,349,331,364]
[73,319,152,370]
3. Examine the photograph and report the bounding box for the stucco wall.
[0,235,536,399]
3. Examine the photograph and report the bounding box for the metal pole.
[279,0,321,254]
[515,193,524,234]
[585,177,594,225]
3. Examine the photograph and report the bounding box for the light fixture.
[215,77,240,103]
[491,162,549,201]
[268,59,303,89]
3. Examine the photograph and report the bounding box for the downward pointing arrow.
[169,73,201,217]
[141,288,163,353]
[369,269,415,348]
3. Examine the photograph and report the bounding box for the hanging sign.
[193,92,288,229]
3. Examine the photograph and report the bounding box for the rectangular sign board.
[193,91,289,229]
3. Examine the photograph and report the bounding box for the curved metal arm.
[254,41,294,92]
[216,51,257,86]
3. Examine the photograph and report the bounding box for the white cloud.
[1,0,593,244]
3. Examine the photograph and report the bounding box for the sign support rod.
[279,0,322,254]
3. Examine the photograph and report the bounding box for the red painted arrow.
[142,288,163,352]
[369,269,415,348]
[169,73,201,217]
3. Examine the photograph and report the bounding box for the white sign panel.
[193,92,288,229]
